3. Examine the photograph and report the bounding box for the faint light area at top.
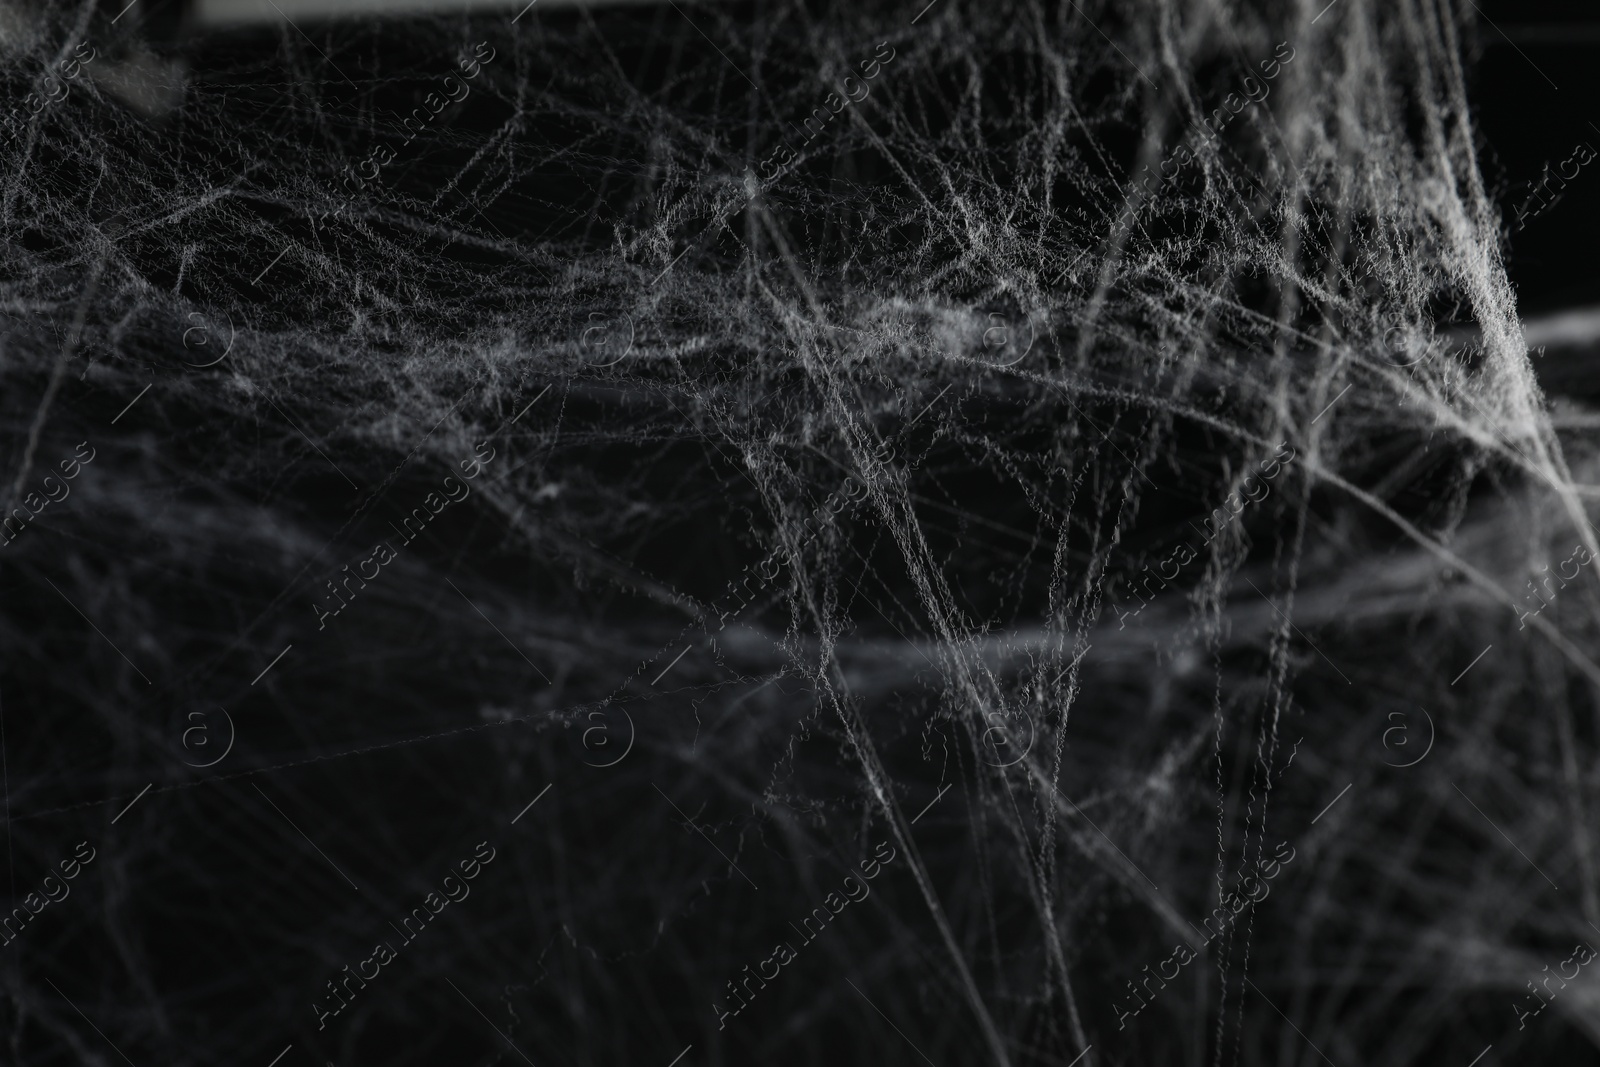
[195,0,668,25]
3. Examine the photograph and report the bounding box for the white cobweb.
[0,0,1593,1063]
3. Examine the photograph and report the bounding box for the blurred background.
[0,0,1598,1065]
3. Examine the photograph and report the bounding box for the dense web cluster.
[0,0,1594,1064]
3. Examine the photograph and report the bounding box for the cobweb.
[0,0,1592,1063]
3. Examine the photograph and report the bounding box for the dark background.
[0,1,1596,1065]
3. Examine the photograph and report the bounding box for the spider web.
[0,0,1591,1064]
